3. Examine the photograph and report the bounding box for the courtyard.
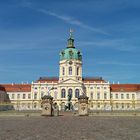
[0,114,140,140]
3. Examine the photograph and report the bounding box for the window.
[121,94,124,99]
[104,87,107,89]
[104,103,107,108]
[104,92,107,99]
[116,103,119,108]
[122,103,124,109]
[90,87,93,89]
[126,94,129,99]
[34,87,38,90]
[28,103,31,108]
[77,67,79,75]
[115,94,118,99]
[34,93,37,99]
[41,92,44,97]
[23,94,26,99]
[110,94,113,99]
[28,94,31,99]
[48,87,51,90]
[17,94,20,99]
[54,91,57,99]
[62,67,65,75]
[90,92,93,99]
[97,93,100,99]
[34,103,37,108]
[97,87,100,89]
[69,67,72,75]
[91,102,94,108]
[127,103,130,108]
[61,89,66,98]
[12,94,15,99]
[132,94,135,99]
[68,89,73,98]
[75,89,79,98]
[97,103,100,108]
[6,94,9,99]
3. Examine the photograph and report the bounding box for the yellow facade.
[1,33,140,111]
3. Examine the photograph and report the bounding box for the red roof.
[82,77,106,83]
[0,84,31,92]
[37,77,106,83]
[37,77,59,83]
[111,84,140,92]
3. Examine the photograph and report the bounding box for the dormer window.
[61,51,65,56]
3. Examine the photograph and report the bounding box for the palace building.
[0,32,140,111]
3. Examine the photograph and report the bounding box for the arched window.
[62,67,65,75]
[69,67,72,75]
[75,89,79,98]
[77,67,79,75]
[68,88,73,98]
[61,89,66,98]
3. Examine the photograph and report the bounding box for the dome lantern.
[67,29,75,48]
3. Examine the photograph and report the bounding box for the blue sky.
[0,0,140,84]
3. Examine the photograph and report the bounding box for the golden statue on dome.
[69,28,74,38]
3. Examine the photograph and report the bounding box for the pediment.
[58,78,82,85]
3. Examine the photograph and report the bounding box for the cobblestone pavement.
[0,114,140,140]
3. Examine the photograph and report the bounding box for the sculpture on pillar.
[41,95,53,116]
[64,92,73,111]
[78,94,89,116]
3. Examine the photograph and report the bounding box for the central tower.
[59,30,82,82]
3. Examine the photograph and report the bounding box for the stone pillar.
[78,94,89,116]
[41,95,53,116]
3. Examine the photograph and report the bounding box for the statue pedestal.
[41,95,53,116]
[78,94,89,116]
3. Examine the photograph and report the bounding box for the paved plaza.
[0,114,140,140]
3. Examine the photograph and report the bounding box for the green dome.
[60,36,82,61]
[60,48,82,61]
